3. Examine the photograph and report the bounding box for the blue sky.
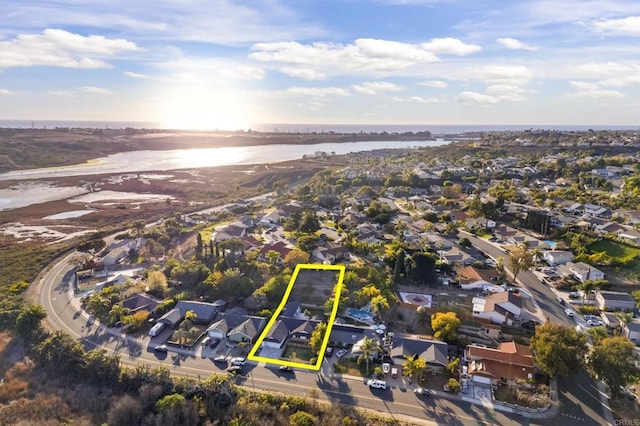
[1,0,640,129]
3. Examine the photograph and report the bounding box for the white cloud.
[249,38,441,76]
[285,87,351,97]
[421,37,481,56]
[591,16,640,36]
[420,80,448,88]
[352,81,403,95]
[81,86,113,95]
[567,81,625,99]
[496,37,538,51]
[576,62,636,77]
[47,90,76,97]
[472,65,533,85]
[0,28,138,69]
[280,68,326,80]
[392,96,441,103]
[220,66,265,80]
[0,89,14,95]
[124,71,149,79]
[599,75,640,87]
[457,91,499,104]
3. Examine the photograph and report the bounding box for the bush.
[578,305,600,315]
[289,410,316,426]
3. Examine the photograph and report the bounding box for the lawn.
[282,345,314,362]
[333,358,373,377]
[437,294,473,317]
[588,239,640,265]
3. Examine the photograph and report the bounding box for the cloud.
[567,81,624,99]
[220,66,265,80]
[285,86,351,97]
[576,62,637,77]
[80,86,113,95]
[391,96,441,103]
[599,75,640,87]
[471,65,533,85]
[457,91,499,104]
[420,80,448,88]
[47,90,76,97]
[0,28,138,70]
[496,37,538,51]
[249,38,441,76]
[591,16,640,36]
[352,81,403,95]
[420,37,481,56]
[0,89,14,95]
[280,68,326,80]
[124,71,149,79]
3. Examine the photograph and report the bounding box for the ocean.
[0,120,637,135]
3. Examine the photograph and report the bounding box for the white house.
[560,262,605,282]
[472,292,522,326]
[543,250,574,266]
[458,266,501,291]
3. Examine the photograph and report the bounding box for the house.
[158,308,183,328]
[122,293,161,314]
[466,341,535,386]
[623,320,640,345]
[207,313,265,342]
[458,266,501,291]
[175,301,219,324]
[211,224,247,242]
[472,292,522,326]
[102,238,146,266]
[480,323,502,340]
[385,337,448,371]
[559,262,605,282]
[601,312,622,330]
[228,317,266,343]
[550,214,577,229]
[596,291,636,311]
[313,245,350,263]
[258,241,292,263]
[543,250,574,266]
[329,324,376,348]
[261,320,290,349]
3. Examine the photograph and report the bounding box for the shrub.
[289,410,316,426]
[578,305,600,315]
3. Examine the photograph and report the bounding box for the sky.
[1,0,640,129]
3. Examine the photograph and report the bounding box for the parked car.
[587,319,604,327]
[209,338,220,349]
[230,357,246,366]
[325,347,333,357]
[279,365,293,373]
[414,387,431,398]
[462,379,469,394]
[201,336,211,347]
[569,291,580,299]
[335,349,348,358]
[367,379,387,390]
[154,344,168,353]
[213,355,227,363]
[565,308,575,318]
[382,363,390,374]
[149,322,166,337]
[228,365,243,374]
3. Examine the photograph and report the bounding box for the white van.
[149,322,165,337]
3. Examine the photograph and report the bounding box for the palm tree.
[371,295,390,323]
[577,280,597,305]
[109,302,130,326]
[358,337,380,375]
[402,354,426,383]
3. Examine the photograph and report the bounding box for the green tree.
[589,336,640,398]
[15,304,46,340]
[289,411,317,426]
[357,336,380,375]
[530,323,588,377]
[310,322,327,355]
[156,393,187,412]
[509,241,535,280]
[371,295,390,322]
[447,377,461,393]
[402,354,426,383]
[431,312,461,342]
[109,302,130,326]
[446,357,460,378]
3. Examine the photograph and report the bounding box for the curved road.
[37,251,527,426]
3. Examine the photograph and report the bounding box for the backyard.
[436,294,473,318]
[282,344,314,363]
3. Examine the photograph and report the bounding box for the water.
[0,139,449,181]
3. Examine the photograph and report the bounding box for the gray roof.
[229,317,265,340]
[598,291,635,302]
[265,320,289,343]
[175,301,219,323]
[390,337,448,367]
[159,308,182,326]
[280,301,301,319]
[626,320,640,333]
[122,293,161,313]
[329,324,375,346]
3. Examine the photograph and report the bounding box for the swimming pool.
[345,308,374,322]
[544,240,557,248]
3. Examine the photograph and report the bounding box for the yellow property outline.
[247,263,345,371]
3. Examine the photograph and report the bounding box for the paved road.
[460,231,613,426]
[38,252,527,426]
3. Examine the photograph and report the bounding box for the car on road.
[154,344,168,353]
[279,365,293,373]
[488,237,498,242]
[230,357,246,366]
[556,296,565,305]
[587,319,604,327]
[213,355,227,363]
[201,336,211,347]
[565,308,575,318]
[335,349,348,358]
[414,387,431,398]
[367,379,387,390]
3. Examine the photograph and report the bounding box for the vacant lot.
[288,268,341,307]
[588,239,640,265]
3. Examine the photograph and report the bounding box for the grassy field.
[282,345,314,362]
[588,239,640,265]
[437,294,473,317]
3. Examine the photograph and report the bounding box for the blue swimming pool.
[544,240,557,248]
[345,308,374,321]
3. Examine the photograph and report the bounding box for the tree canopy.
[529,322,588,377]
[588,336,640,397]
[430,311,461,342]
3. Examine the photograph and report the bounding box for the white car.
[367,379,387,390]
[382,363,390,374]
[565,308,575,318]
[587,319,603,327]
[335,349,348,358]
[230,357,246,366]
